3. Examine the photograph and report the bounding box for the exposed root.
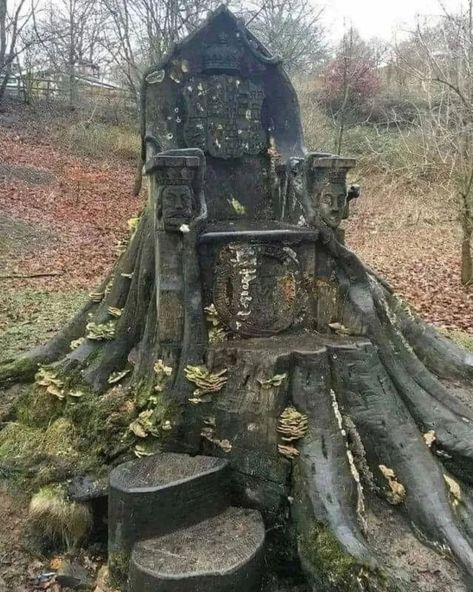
[291,351,374,570]
[3,199,473,588]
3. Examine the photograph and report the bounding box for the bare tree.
[100,0,327,98]
[0,0,36,102]
[243,0,327,75]
[99,0,221,100]
[398,1,473,284]
[33,0,110,108]
[321,27,382,154]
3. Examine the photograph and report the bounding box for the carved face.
[318,182,347,229]
[161,185,193,228]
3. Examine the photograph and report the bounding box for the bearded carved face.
[309,169,348,229]
[161,185,194,229]
[317,181,348,229]
[306,155,356,229]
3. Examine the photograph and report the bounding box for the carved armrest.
[145,148,207,232]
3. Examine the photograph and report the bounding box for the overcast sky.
[323,0,464,40]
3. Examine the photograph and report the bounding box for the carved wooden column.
[303,154,357,331]
[146,153,208,395]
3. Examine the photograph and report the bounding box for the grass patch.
[0,289,87,362]
[440,328,473,353]
[0,216,54,262]
[64,122,140,162]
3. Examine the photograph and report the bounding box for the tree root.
[3,212,473,588]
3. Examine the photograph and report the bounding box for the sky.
[323,0,464,41]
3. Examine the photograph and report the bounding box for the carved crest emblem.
[182,75,266,159]
[213,243,303,337]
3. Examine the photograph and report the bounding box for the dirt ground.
[0,484,33,591]
[346,173,473,333]
[1,104,473,591]
[366,493,468,591]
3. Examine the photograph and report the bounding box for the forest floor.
[1,102,473,590]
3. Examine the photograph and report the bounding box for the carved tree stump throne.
[3,6,473,592]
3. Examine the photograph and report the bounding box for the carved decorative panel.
[213,243,302,336]
[182,75,266,159]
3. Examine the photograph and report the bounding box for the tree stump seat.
[129,506,265,592]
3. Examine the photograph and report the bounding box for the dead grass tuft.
[65,122,140,162]
[28,484,92,549]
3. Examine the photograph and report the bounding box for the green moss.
[1,285,177,479]
[0,418,78,461]
[16,386,63,427]
[108,551,131,590]
[0,423,44,458]
[299,525,389,591]
[63,386,135,464]
[43,418,78,457]
[4,372,174,479]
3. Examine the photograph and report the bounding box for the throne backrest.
[143,6,306,223]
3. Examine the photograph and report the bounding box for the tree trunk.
[3,194,473,590]
[461,221,473,285]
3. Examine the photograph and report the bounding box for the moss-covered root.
[298,526,390,592]
[0,280,105,387]
[289,343,473,588]
[290,351,396,591]
[0,354,42,386]
[290,351,373,565]
[0,213,147,391]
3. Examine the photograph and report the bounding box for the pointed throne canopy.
[141,5,306,223]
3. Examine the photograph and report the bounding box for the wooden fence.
[4,75,135,107]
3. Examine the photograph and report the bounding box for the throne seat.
[198,220,319,244]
